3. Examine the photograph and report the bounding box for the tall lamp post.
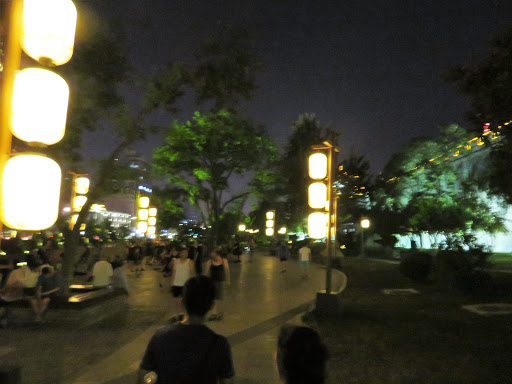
[308,141,339,295]
[0,0,77,233]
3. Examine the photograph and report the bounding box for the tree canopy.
[153,110,278,243]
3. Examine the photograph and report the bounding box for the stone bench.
[7,286,127,325]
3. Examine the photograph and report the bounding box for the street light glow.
[309,153,327,179]
[11,68,69,145]
[308,182,327,209]
[308,212,328,239]
[21,0,77,65]
[1,154,61,230]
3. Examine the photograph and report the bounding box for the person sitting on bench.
[30,267,62,323]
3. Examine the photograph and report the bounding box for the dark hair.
[41,266,53,275]
[277,325,328,384]
[27,254,40,271]
[182,276,215,317]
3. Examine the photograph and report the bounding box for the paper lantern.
[21,0,77,66]
[148,217,156,226]
[147,226,156,235]
[139,196,149,208]
[361,218,370,229]
[138,209,149,221]
[137,221,148,233]
[238,224,246,231]
[308,182,327,209]
[148,207,157,217]
[266,211,274,220]
[308,212,328,239]
[309,153,328,179]
[278,227,287,234]
[11,68,69,145]
[75,177,89,194]
[72,195,87,211]
[265,228,274,236]
[1,154,61,230]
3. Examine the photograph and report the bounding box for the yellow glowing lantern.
[72,195,87,211]
[278,227,287,234]
[148,217,157,226]
[148,207,157,217]
[21,0,77,66]
[266,220,274,228]
[70,214,78,227]
[238,224,246,231]
[361,218,370,229]
[138,209,149,221]
[266,211,274,220]
[308,182,327,209]
[309,153,327,179]
[75,177,89,194]
[308,212,328,239]
[11,68,69,145]
[137,221,148,233]
[265,228,274,236]
[147,226,156,235]
[139,196,149,209]
[1,154,61,230]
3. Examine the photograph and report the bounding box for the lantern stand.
[0,0,23,249]
[311,141,343,316]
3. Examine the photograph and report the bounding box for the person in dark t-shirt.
[139,275,234,384]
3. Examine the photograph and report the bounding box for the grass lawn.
[309,258,512,384]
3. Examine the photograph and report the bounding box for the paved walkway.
[2,251,343,384]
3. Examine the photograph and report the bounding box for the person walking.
[248,237,255,263]
[205,248,230,321]
[279,241,289,273]
[298,241,312,279]
[139,275,234,384]
[169,246,195,321]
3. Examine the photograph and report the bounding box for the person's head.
[179,246,188,259]
[41,266,54,276]
[26,254,39,271]
[211,248,221,260]
[182,276,215,318]
[276,325,328,384]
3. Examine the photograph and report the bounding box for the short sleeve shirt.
[92,261,113,287]
[299,246,311,262]
[140,323,234,384]
[37,272,62,295]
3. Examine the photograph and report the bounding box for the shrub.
[435,249,491,294]
[399,252,433,282]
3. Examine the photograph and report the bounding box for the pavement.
[2,251,345,384]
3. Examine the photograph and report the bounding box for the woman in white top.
[170,247,195,320]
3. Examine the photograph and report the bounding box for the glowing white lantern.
[139,196,149,209]
[11,68,69,145]
[72,195,87,211]
[147,226,156,235]
[278,227,287,234]
[148,217,157,226]
[138,209,149,221]
[309,153,328,179]
[265,228,274,236]
[308,182,327,209]
[308,212,328,239]
[75,177,89,194]
[137,221,148,233]
[361,218,370,229]
[21,0,77,66]
[266,211,274,220]
[149,207,157,217]
[1,154,61,230]
[266,220,274,228]
[238,224,246,231]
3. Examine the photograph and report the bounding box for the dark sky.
[82,0,512,173]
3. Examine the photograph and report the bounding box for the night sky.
[81,0,512,173]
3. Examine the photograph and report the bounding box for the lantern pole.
[0,0,22,247]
